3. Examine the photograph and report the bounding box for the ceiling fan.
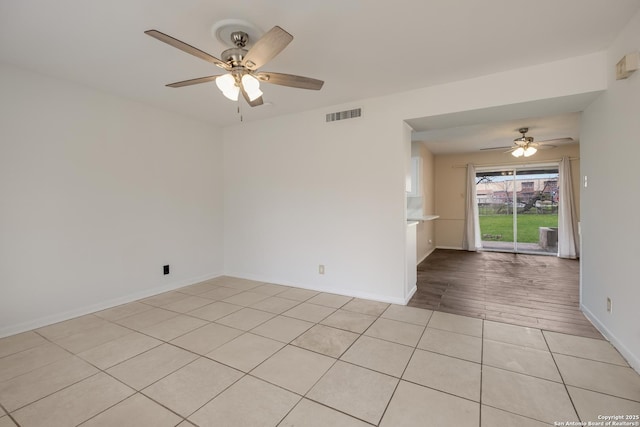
[481,127,574,157]
[145,25,324,107]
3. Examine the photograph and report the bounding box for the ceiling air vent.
[326,108,361,122]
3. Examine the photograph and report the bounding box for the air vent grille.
[326,108,361,122]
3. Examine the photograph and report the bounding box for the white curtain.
[462,164,482,251]
[558,156,579,258]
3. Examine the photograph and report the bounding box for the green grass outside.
[479,214,558,243]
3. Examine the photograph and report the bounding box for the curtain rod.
[451,157,579,169]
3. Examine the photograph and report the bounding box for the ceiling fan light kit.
[512,145,537,157]
[512,147,525,157]
[241,74,263,101]
[145,21,324,109]
[216,74,239,100]
[511,127,540,158]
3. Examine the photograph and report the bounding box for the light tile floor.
[1,276,639,426]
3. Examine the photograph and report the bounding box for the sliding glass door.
[476,166,559,254]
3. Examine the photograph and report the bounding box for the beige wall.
[411,143,436,262]
[433,144,580,249]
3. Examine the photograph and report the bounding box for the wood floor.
[408,249,603,339]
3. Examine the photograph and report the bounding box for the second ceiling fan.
[145,25,324,107]
[482,127,574,158]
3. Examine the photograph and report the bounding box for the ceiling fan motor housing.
[221,47,248,67]
[515,127,534,146]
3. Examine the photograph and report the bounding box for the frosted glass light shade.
[512,147,525,157]
[241,74,263,101]
[216,74,239,101]
[523,146,537,157]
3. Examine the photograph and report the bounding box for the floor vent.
[326,108,361,122]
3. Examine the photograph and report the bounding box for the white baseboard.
[417,248,436,265]
[404,285,417,305]
[435,245,463,250]
[0,271,223,339]
[224,271,410,306]
[581,303,640,374]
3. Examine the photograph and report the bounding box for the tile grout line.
[211,299,368,425]
[480,321,583,426]
[542,334,640,406]
[3,411,21,427]
[397,314,489,405]
[0,332,108,416]
[296,300,394,426]
[542,330,582,423]
[185,297,346,423]
[374,309,433,426]
[270,344,341,427]
[84,341,204,425]
[140,361,244,423]
[93,294,270,425]
[77,390,187,426]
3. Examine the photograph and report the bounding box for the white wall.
[223,106,409,303]
[0,64,225,336]
[580,9,640,371]
[223,52,607,305]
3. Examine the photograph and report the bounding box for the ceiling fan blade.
[145,30,230,71]
[242,26,293,70]
[481,136,574,152]
[480,146,513,151]
[166,75,221,88]
[240,84,264,107]
[537,137,574,144]
[249,96,264,107]
[255,72,324,90]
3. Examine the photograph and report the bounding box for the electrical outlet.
[163,265,170,275]
[606,297,612,313]
[319,264,325,275]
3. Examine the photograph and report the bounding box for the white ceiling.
[408,93,600,154]
[414,112,581,155]
[1,0,639,129]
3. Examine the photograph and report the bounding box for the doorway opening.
[476,165,559,254]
